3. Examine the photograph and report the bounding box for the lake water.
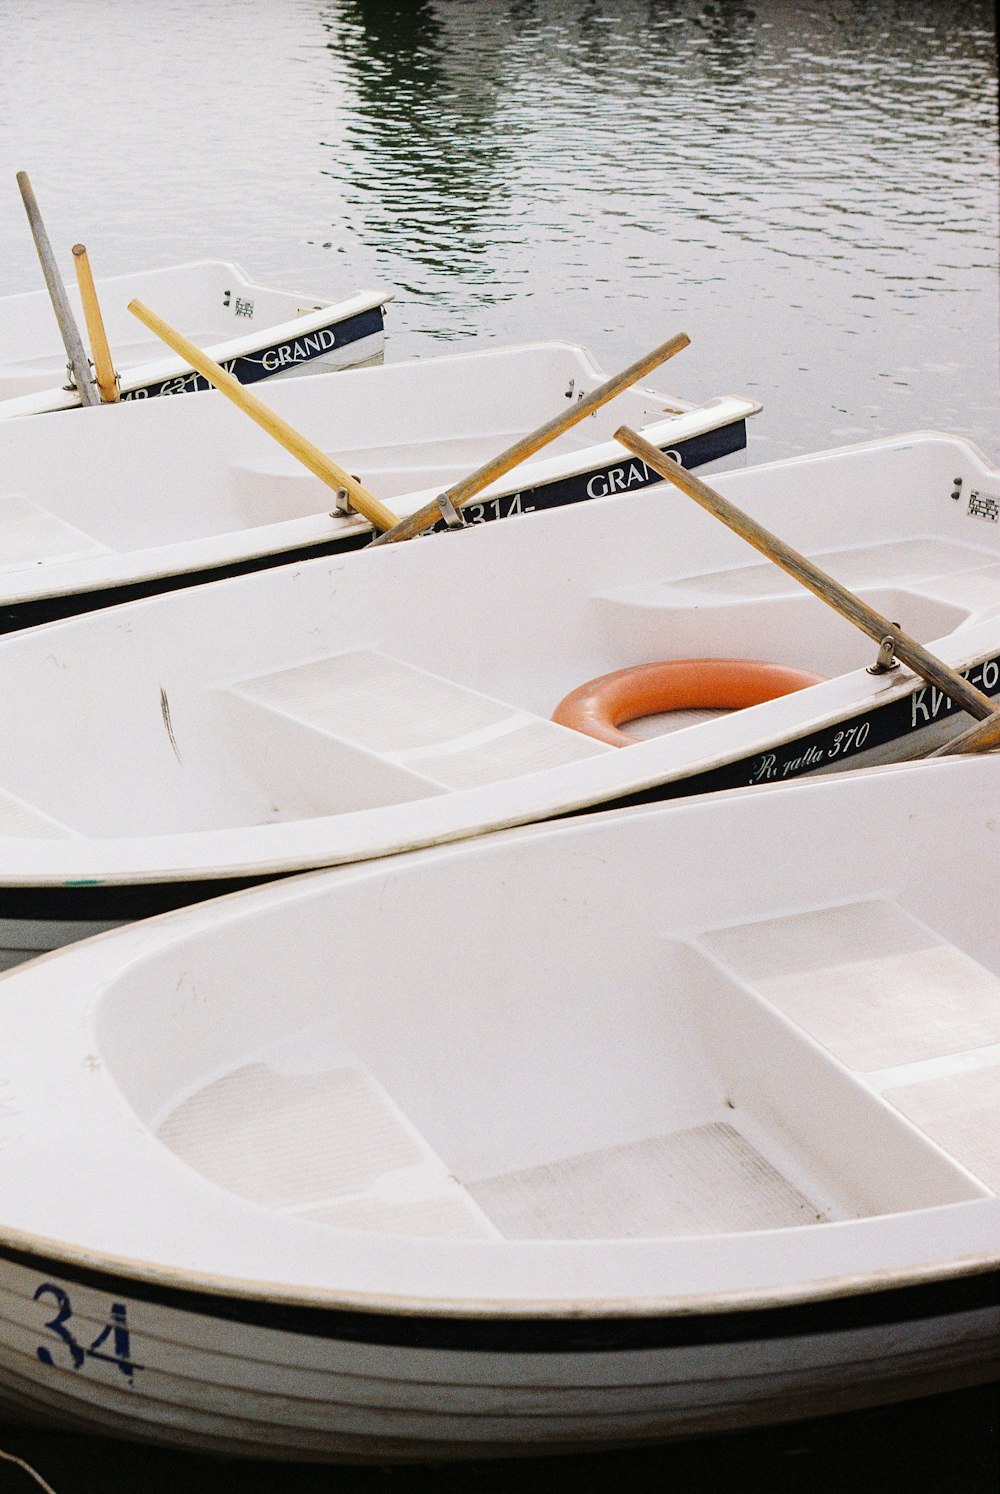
[1,0,998,463]
[0,0,998,1489]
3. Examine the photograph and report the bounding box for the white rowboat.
[0,260,390,417]
[0,430,998,964]
[0,757,997,1459]
[0,340,755,629]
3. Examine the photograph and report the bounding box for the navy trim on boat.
[0,537,371,634]
[425,422,747,534]
[118,306,386,401]
[1,1240,996,1352]
[0,876,274,923]
[610,655,1000,807]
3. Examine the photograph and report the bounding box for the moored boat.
[0,339,756,630]
[0,260,390,416]
[0,429,997,963]
[0,756,997,1460]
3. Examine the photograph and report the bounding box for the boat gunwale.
[1,1221,998,1335]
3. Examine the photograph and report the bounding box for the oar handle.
[72,245,119,402]
[16,171,99,406]
[615,426,999,724]
[370,331,691,547]
[128,299,400,533]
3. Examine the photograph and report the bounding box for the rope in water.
[0,1445,59,1494]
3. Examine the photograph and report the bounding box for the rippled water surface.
[0,0,997,461]
[0,1,998,1490]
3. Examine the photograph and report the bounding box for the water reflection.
[321,2,518,294]
[314,0,997,464]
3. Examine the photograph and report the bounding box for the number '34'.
[34,1283,141,1382]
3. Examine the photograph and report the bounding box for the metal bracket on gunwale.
[436,492,465,528]
[330,475,367,518]
[868,632,901,675]
[64,357,97,394]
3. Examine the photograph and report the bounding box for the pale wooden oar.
[929,711,1000,757]
[16,171,99,406]
[72,244,119,402]
[128,299,400,533]
[368,331,691,547]
[615,426,1000,729]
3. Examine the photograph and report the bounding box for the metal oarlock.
[868,633,901,675]
[436,492,465,528]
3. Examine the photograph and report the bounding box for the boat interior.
[2,441,1000,841]
[0,261,327,398]
[226,383,694,526]
[0,345,696,555]
[92,792,1000,1246]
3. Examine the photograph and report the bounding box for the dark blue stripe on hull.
[0,875,273,922]
[118,306,385,401]
[0,424,744,635]
[0,536,372,634]
[608,654,1000,806]
[0,1239,996,1353]
[424,420,748,533]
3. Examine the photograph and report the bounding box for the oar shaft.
[615,426,999,723]
[128,299,400,533]
[16,171,99,406]
[72,245,119,402]
[930,713,1000,756]
[370,331,691,546]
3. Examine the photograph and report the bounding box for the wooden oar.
[614,426,1000,728]
[368,331,691,547]
[16,171,99,406]
[128,299,401,533]
[72,244,119,402]
[929,712,1000,757]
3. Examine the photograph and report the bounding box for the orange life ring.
[552,658,827,747]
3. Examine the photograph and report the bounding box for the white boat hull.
[1,1249,997,1461]
[0,756,999,1460]
[0,261,390,417]
[0,340,756,631]
[0,697,974,965]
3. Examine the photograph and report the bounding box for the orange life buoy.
[552,658,827,747]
